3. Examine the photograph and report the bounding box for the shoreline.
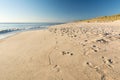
[0,22,63,41]
[0,28,48,41]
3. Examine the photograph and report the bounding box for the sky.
[0,0,120,23]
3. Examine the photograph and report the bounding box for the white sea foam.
[0,23,61,39]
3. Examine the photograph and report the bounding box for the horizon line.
[0,22,65,24]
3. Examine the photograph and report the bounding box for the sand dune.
[0,21,120,80]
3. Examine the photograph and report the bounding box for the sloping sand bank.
[0,22,120,80]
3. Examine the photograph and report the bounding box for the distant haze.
[0,0,120,23]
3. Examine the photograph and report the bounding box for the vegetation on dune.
[79,14,120,22]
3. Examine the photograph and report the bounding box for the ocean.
[0,23,61,39]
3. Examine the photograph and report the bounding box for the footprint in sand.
[86,62,107,80]
[91,45,101,53]
[52,65,61,72]
[96,39,108,44]
[62,51,74,56]
[102,56,113,68]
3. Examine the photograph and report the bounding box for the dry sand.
[0,21,120,80]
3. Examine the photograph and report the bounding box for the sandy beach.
[0,21,120,80]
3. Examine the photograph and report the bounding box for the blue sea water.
[0,23,61,39]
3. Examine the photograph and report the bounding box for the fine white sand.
[0,21,120,80]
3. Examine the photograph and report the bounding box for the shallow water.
[0,23,62,39]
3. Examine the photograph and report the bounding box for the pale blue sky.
[0,0,120,23]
